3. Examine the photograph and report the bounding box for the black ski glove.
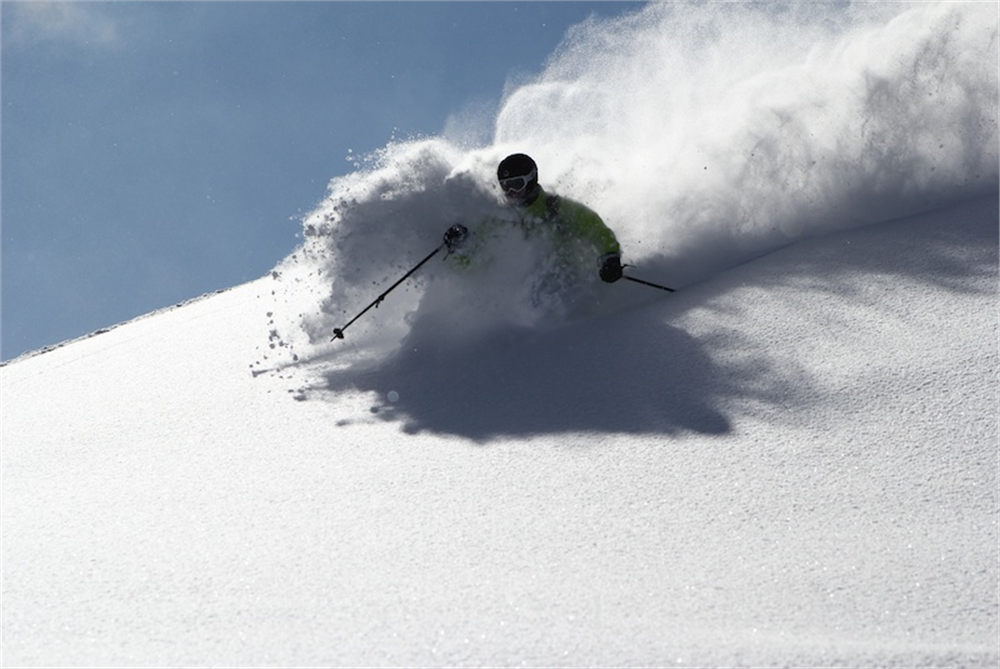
[444,224,469,251]
[599,252,623,283]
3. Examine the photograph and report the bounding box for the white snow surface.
[3,3,999,666]
[3,196,997,667]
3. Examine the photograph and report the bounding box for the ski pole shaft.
[331,242,446,340]
[623,274,675,293]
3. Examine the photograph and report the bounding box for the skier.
[444,153,624,286]
[332,154,671,341]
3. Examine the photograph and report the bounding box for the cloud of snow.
[265,1,997,369]
[492,2,998,279]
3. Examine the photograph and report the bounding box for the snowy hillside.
[3,195,996,667]
[3,2,998,666]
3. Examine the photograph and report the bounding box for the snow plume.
[493,1,998,279]
[268,1,997,367]
[268,140,551,366]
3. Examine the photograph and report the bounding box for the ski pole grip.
[444,224,468,250]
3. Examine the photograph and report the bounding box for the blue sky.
[1,1,642,360]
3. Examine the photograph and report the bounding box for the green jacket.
[450,186,620,274]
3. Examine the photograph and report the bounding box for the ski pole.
[331,241,446,341]
[623,273,675,293]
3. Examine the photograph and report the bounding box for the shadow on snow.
[291,194,997,443]
[317,306,733,441]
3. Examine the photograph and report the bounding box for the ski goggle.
[499,168,537,194]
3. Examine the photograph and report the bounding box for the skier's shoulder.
[544,189,604,225]
[543,188,620,253]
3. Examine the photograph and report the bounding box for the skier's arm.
[561,200,621,256]
[559,199,623,281]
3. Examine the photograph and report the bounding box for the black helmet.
[498,153,539,197]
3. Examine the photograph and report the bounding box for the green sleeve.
[559,198,621,256]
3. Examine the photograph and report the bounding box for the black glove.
[444,224,468,251]
[599,252,623,283]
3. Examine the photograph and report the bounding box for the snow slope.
[2,195,996,667]
[3,2,998,666]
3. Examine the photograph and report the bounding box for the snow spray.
[269,2,997,365]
